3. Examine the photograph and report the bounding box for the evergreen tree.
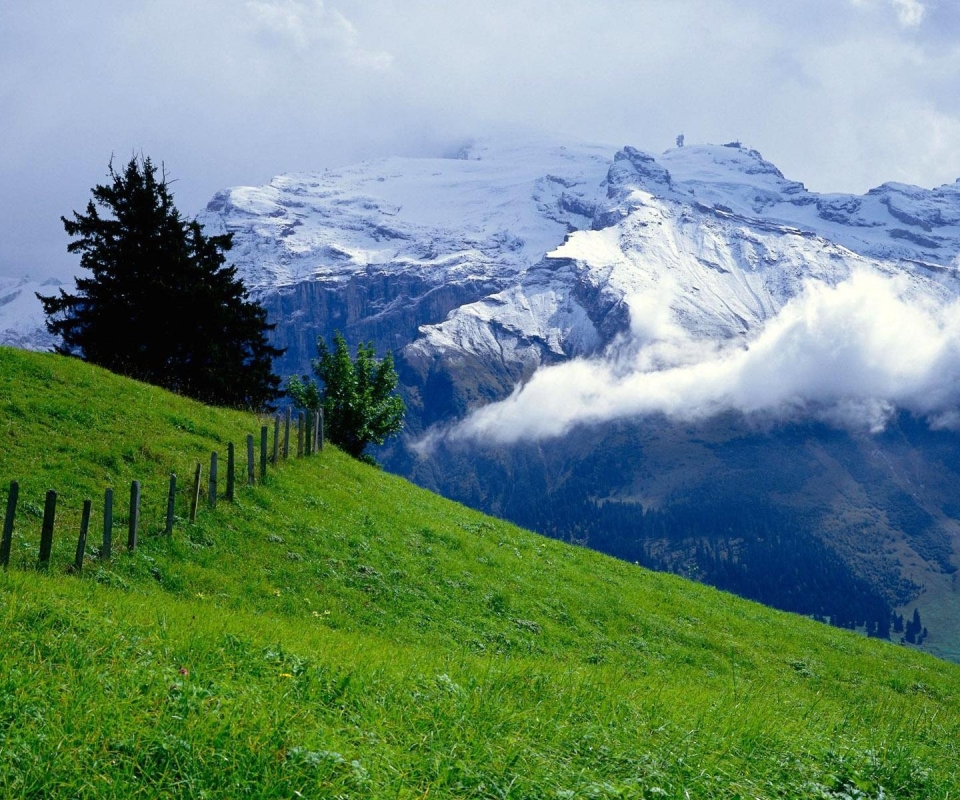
[287,331,405,463]
[38,155,282,409]
[904,608,923,643]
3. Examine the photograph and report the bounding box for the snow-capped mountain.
[201,139,960,411]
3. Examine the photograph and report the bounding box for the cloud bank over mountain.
[453,271,960,442]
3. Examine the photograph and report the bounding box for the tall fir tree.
[38,156,282,409]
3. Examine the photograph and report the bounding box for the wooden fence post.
[297,412,305,457]
[165,474,177,535]
[102,488,113,560]
[208,451,218,507]
[1,480,18,568]
[74,499,91,572]
[38,489,57,566]
[314,411,321,453]
[305,412,313,457]
[318,409,324,452]
[260,425,268,482]
[246,435,255,485]
[283,407,291,459]
[226,442,235,502]
[190,462,202,523]
[272,415,280,464]
[128,480,140,552]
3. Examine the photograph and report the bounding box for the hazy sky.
[3,0,960,280]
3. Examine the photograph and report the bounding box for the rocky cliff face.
[196,139,613,374]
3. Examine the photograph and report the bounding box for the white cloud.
[892,0,926,27]
[850,0,926,27]
[247,0,317,50]
[451,271,960,443]
[245,0,393,69]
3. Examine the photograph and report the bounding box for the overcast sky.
[3,0,960,280]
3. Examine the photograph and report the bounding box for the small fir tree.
[287,331,405,464]
[38,155,282,409]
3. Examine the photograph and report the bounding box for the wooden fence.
[0,408,323,574]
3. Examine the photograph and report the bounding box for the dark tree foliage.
[287,331,405,463]
[904,608,927,644]
[38,156,282,409]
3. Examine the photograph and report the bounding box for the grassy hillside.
[1,346,959,798]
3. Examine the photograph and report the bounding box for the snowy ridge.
[198,139,614,290]
[648,144,960,268]
[0,276,66,351]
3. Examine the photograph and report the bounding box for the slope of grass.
[1,346,959,798]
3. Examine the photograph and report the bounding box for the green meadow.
[1,346,958,798]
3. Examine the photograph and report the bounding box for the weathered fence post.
[165,474,177,535]
[297,412,305,457]
[226,442,235,502]
[38,489,57,566]
[128,480,140,552]
[260,425,268,481]
[246,435,255,485]
[318,409,324,452]
[1,480,18,568]
[189,462,202,523]
[283,407,291,459]
[208,451,218,508]
[272,415,280,464]
[102,488,113,560]
[305,412,313,457]
[314,411,322,453]
[74,499,91,572]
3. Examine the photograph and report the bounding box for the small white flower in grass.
[435,673,463,694]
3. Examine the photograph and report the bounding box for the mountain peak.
[656,142,806,198]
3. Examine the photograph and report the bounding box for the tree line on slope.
[505,485,912,640]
